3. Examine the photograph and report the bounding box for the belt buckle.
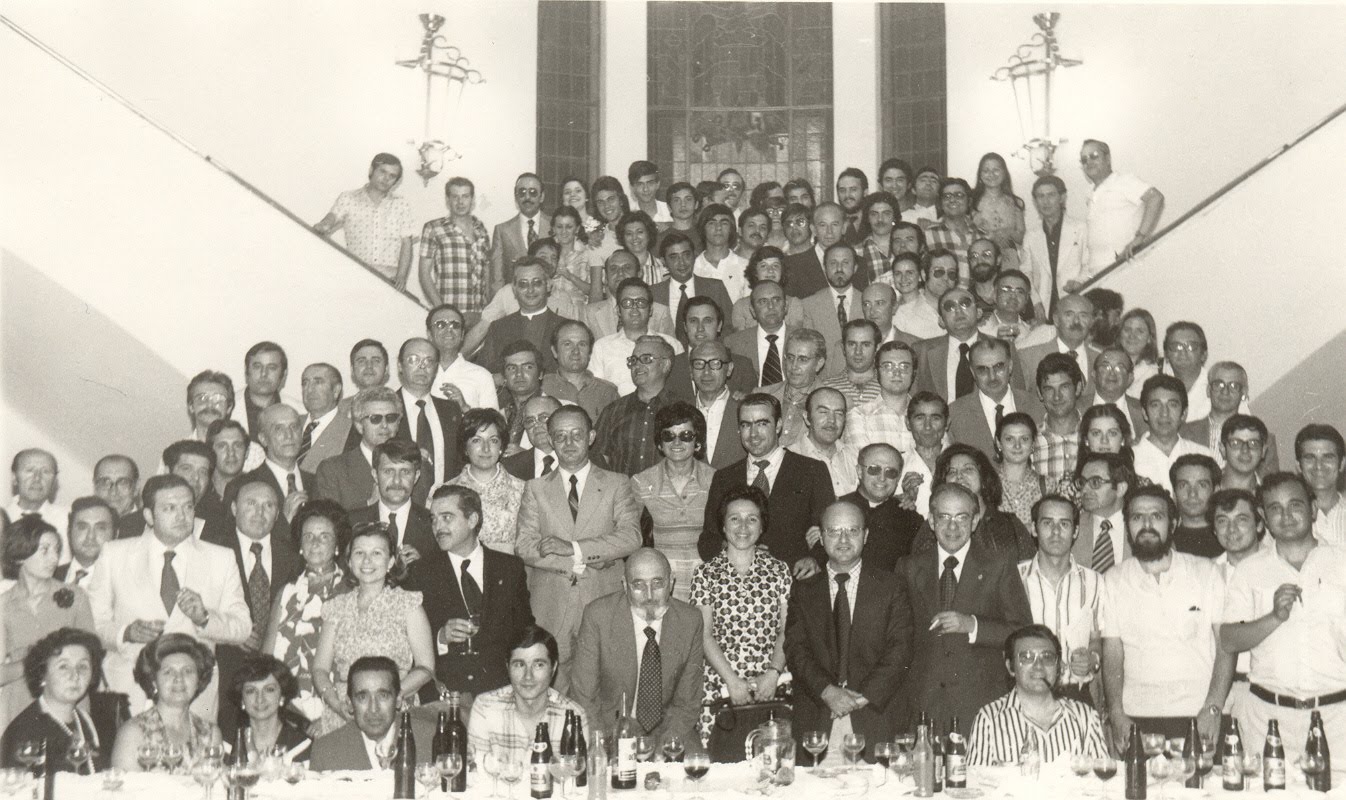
[1294,696,1317,710]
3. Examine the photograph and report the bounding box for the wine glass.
[463,613,482,656]
[842,733,866,773]
[1148,754,1172,800]
[135,742,162,773]
[222,762,261,800]
[101,767,126,793]
[662,734,685,763]
[1194,736,1215,787]
[1241,751,1262,786]
[1141,733,1166,759]
[481,743,503,798]
[1169,753,1195,792]
[1070,751,1093,785]
[801,731,828,770]
[162,742,186,774]
[192,755,224,800]
[416,763,441,798]
[282,762,307,785]
[873,742,895,786]
[683,752,710,800]
[0,769,28,798]
[435,753,463,793]
[1093,755,1118,798]
[66,737,92,774]
[375,738,400,771]
[633,736,655,763]
[548,754,578,798]
[497,756,524,800]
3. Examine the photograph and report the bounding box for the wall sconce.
[395,13,485,185]
[991,13,1082,176]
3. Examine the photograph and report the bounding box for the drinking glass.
[1141,733,1166,758]
[633,736,655,763]
[435,753,463,793]
[375,738,400,771]
[222,763,261,800]
[481,743,503,798]
[683,753,710,800]
[842,733,866,773]
[874,742,895,786]
[463,613,482,656]
[192,756,223,800]
[1093,755,1118,797]
[497,756,524,800]
[135,742,161,773]
[1169,754,1195,791]
[66,738,93,774]
[162,742,186,774]
[1194,736,1215,786]
[15,741,43,777]
[1241,751,1262,785]
[282,762,307,785]
[416,763,441,798]
[548,754,578,798]
[0,769,27,797]
[1148,755,1172,800]
[1070,751,1093,785]
[801,731,828,769]
[101,767,126,793]
[662,735,685,763]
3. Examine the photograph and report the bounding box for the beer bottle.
[1223,719,1245,792]
[1183,717,1202,789]
[574,715,588,788]
[531,722,554,799]
[393,710,417,799]
[930,716,944,792]
[1264,719,1286,791]
[1307,710,1331,792]
[433,711,451,792]
[612,694,637,790]
[1124,723,1147,800]
[945,716,967,789]
[447,693,469,792]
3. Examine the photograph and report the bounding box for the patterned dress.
[972,193,1026,270]
[316,586,423,736]
[129,705,215,761]
[631,460,716,602]
[269,567,348,723]
[999,468,1044,529]
[448,465,525,555]
[689,551,792,742]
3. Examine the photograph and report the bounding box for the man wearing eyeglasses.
[665,297,757,403]
[1218,415,1276,492]
[966,238,1002,317]
[845,342,919,455]
[1181,361,1276,473]
[897,482,1034,738]
[489,172,550,292]
[1079,139,1164,271]
[393,338,464,495]
[912,285,997,403]
[893,249,957,341]
[473,258,574,377]
[592,336,677,476]
[590,278,684,396]
[686,341,747,469]
[94,454,145,539]
[977,270,1042,344]
[427,304,498,412]
[316,387,404,511]
[838,444,923,572]
[1079,346,1148,440]
[1072,452,1133,571]
[948,338,1045,458]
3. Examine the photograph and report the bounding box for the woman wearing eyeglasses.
[630,402,716,603]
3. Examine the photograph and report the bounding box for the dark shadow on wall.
[1252,328,1346,469]
[2,249,188,479]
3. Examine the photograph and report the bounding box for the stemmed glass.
[497,756,524,800]
[416,763,441,798]
[1141,733,1166,760]
[66,737,94,774]
[1070,751,1093,787]
[1169,752,1195,793]
[801,731,828,770]
[1093,755,1118,797]
[435,753,463,793]
[1194,736,1215,788]
[162,742,186,774]
[1241,752,1262,787]
[0,769,28,797]
[1148,753,1172,800]
[481,743,503,798]
[222,762,261,800]
[662,735,685,763]
[463,613,482,656]
[548,754,579,798]
[683,753,710,800]
[192,753,224,800]
[842,733,866,773]
[633,736,655,763]
[15,741,44,778]
[101,767,126,793]
[375,738,400,771]
[282,762,307,785]
[135,742,162,773]
[873,742,895,786]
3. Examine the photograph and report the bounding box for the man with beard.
[967,238,1002,317]
[788,387,859,499]
[1084,288,1123,348]
[835,167,869,244]
[1101,485,1233,743]
[1016,293,1099,389]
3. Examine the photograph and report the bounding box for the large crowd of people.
[4,145,1345,780]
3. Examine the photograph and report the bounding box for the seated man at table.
[468,625,588,761]
[310,655,435,771]
[968,624,1109,765]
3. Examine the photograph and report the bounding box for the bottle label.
[616,737,637,781]
[946,753,967,782]
[1224,755,1244,785]
[1265,757,1286,787]
[531,761,552,794]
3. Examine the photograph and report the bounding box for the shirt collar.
[446,540,485,572]
[938,538,972,567]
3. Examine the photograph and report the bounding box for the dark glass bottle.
[40,739,55,800]
[945,716,967,788]
[393,710,417,799]
[1124,723,1147,800]
[1263,719,1286,791]
[573,715,588,788]
[531,722,554,798]
[1183,718,1202,789]
[1223,719,1245,792]
[433,712,451,792]
[447,693,469,792]
[1308,710,1331,792]
[930,717,944,793]
[612,694,636,789]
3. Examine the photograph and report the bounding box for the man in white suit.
[87,474,252,720]
[1021,175,1090,320]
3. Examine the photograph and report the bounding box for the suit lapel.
[613,599,638,701]
[575,469,603,533]
[953,542,991,614]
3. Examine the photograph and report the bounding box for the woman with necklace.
[1,627,106,772]
[111,633,221,770]
[230,655,311,763]
[447,409,525,554]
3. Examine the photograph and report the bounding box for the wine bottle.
[912,722,935,798]
[1183,717,1201,789]
[228,723,249,800]
[1124,723,1147,800]
[40,739,54,800]
[574,715,588,788]
[931,717,944,792]
[433,711,450,792]
[531,722,554,798]
[447,692,468,793]
[1263,719,1286,791]
[1223,719,1244,792]
[1308,710,1331,792]
[393,710,417,799]
[945,716,967,789]
[612,694,637,790]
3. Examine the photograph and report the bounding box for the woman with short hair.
[111,633,221,770]
[1,627,106,772]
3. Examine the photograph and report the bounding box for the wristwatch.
[1204,703,1222,717]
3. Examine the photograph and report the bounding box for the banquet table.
[44,759,1346,800]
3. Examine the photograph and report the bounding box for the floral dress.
[689,551,792,743]
[131,705,214,760]
[448,466,525,554]
[999,468,1044,529]
[972,193,1026,270]
[316,586,423,736]
[269,567,348,723]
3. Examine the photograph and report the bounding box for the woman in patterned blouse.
[447,408,525,555]
[996,412,1044,529]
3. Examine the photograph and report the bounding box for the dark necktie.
[247,541,270,627]
[416,399,435,475]
[459,558,483,617]
[939,555,959,610]
[568,475,580,521]
[541,454,555,476]
[1067,349,1081,375]
[74,568,88,585]
[286,473,298,497]
[1092,519,1115,573]
[995,403,1005,431]
[675,284,689,343]
[636,626,664,734]
[298,420,318,464]
[955,342,974,398]
[762,334,783,385]
[527,218,537,246]
[751,459,771,496]
[160,551,179,615]
[387,511,400,548]
[833,573,852,686]
[837,293,848,330]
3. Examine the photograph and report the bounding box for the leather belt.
[1250,682,1346,710]
[1233,672,1249,683]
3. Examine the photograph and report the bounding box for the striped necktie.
[1092,519,1115,573]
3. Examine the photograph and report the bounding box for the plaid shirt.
[467,686,587,763]
[1033,424,1079,489]
[858,236,894,282]
[420,215,491,313]
[925,220,985,285]
[843,396,915,453]
[591,389,672,476]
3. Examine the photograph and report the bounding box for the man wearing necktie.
[572,548,705,752]
[947,338,1045,458]
[405,484,533,707]
[488,173,550,292]
[222,403,315,542]
[896,483,1033,738]
[800,243,863,379]
[786,501,913,763]
[56,496,116,587]
[349,439,439,567]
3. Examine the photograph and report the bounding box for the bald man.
[223,403,315,539]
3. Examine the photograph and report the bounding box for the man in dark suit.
[163,440,228,536]
[786,501,913,762]
[296,362,350,474]
[698,393,835,579]
[912,287,1014,403]
[572,549,705,749]
[311,656,436,771]
[349,439,439,566]
[799,243,865,378]
[665,297,756,402]
[93,454,145,539]
[474,259,574,375]
[223,404,314,543]
[724,281,791,389]
[653,232,735,343]
[896,483,1033,737]
[1016,293,1100,400]
[203,478,302,735]
[405,484,533,704]
[488,172,550,291]
[947,338,1046,456]
[783,203,869,299]
[315,386,410,512]
[840,444,924,572]
[394,338,464,495]
[1080,347,1149,440]
[501,396,563,480]
[686,341,748,469]
[57,496,116,588]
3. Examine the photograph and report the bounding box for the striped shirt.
[1316,499,1346,548]
[1017,556,1105,688]
[843,396,915,454]
[467,686,587,762]
[968,690,1109,766]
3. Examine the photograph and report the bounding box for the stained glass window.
[537,1,602,201]
[648,2,833,196]
[879,3,948,176]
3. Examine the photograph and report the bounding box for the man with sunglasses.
[489,172,551,292]
[913,285,1016,403]
[427,303,498,412]
[316,386,424,512]
[892,250,955,341]
[592,336,677,476]
[1080,139,1165,271]
[838,443,923,572]
[590,278,684,397]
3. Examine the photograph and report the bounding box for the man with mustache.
[1100,484,1233,744]
[1016,293,1100,392]
[788,387,859,499]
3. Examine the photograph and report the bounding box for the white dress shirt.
[533,448,557,477]
[433,354,500,411]
[1132,435,1215,494]
[826,561,862,620]
[446,542,486,604]
[517,212,544,245]
[303,406,340,449]
[590,331,685,396]
[978,390,1017,435]
[695,387,731,456]
[558,462,593,568]
[362,726,398,771]
[400,388,447,478]
[264,459,306,495]
[377,501,413,549]
[746,446,786,493]
[694,250,749,302]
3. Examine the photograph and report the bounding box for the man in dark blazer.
[223,404,315,543]
[500,397,562,480]
[488,172,550,291]
[296,363,351,474]
[786,501,913,761]
[665,297,755,402]
[698,393,835,578]
[315,386,407,512]
[394,338,464,497]
[724,281,791,387]
[311,656,436,771]
[896,483,1033,738]
[202,478,302,737]
[473,259,575,375]
[912,287,1022,403]
[405,485,533,703]
[782,203,869,299]
[682,341,748,469]
[839,443,924,572]
[571,549,705,750]
[349,439,439,566]
[947,338,1046,456]
[652,232,735,343]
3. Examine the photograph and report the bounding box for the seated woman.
[231,654,311,763]
[111,633,222,770]
[968,625,1107,766]
[467,625,586,763]
[447,408,525,555]
[1,627,106,772]
[690,486,791,744]
[263,500,351,725]
[912,444,1036,560]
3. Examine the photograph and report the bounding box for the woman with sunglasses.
[629,402,715,602]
